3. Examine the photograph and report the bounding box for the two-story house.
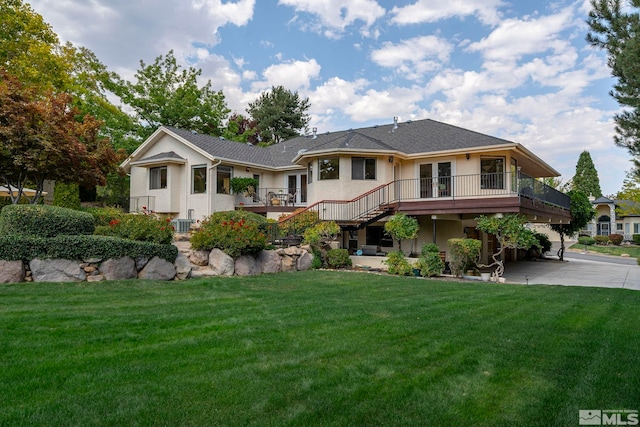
[121,118,571,263]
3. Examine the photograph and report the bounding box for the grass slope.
[1,271,638,426]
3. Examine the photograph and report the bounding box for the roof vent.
[312,127,317,139]
[191,130,197,134]
[392,116,399,131]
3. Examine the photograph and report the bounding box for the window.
[319,157,339,180]
[192,165,207,194]
[216,165,232,194]
[481,157,505,189]
[352,157,376,180]
[307,162,313,184]
[634,223,640,234]
[150,166,167,189]
[617,223,623,232]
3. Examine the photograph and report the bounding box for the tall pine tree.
[572,151,603,198]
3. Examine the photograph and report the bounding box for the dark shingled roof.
[163,118,516,168]
[137,151,185,162]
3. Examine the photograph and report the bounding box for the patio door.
[420,162,452,198]
[286,173,307,205]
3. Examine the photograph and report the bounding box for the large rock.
[0,260,25,283]
[257,250,281,274]
[280,254,296,272]
[188,250,210,266]
[297,251,312,271]
[174,252,192,280]
[30,259,86,282]
[209,249,234,276]
[100,257,137,280]
[138,256,176,281]
[235,254,261,276]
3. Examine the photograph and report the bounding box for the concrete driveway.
[501,249,640,290]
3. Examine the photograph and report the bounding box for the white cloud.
[467,7,575,61]
[278,0,385,37]
[370,36,453,80]
[391,0,504,26]
[251,59,322,91]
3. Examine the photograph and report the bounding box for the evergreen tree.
[247,85,311,145]
[587,0,640,170]
[572,151,603,198]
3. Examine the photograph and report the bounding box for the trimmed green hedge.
[0,235,177,263]
[0,204,94,237]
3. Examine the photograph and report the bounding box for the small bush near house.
[448,238,482,277]
[303,221,340,245]
[609,233,624,246]
[190,210,268,257]
[84,207,125,227]
[52,182,81,210]
[94,214,175,245]
[415,244,444,277]
[383,251,412,276]
[310,248,324,269]
[278,208,319,236]
[578,236,596,246]
[593,235,609,245]
[326,249,352,269]
[634,234,640,245]
[0,204,95,237]
[532,231,552,255]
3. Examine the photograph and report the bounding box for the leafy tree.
[247,85,311,145]
[222,113,260,144]
[0,0,68,91]
[384,213,419,252]
[550,190,596,260]
[615,170,640,215]
[572,151,603,198]
[476,214,539,277]
[0,71,119,204]
[113,50,230,141]
[587,0,640,169]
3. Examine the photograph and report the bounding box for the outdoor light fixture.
[388,155,394,163]
[466,153,470,160]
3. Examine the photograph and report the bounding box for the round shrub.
[578,236,596,246]
[448,238,482,277]
[415,251,444,277]
[190,210,268,257]
[593,235,609,245]
[383,251,412,276]
[0,204,95,237]
[609,233,623,246]
[326,248,352,269]
[532,231,552,255]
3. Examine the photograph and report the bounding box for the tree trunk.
[557,233,565,261]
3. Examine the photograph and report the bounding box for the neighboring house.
[121,118,571,263]
[583,196,640,240]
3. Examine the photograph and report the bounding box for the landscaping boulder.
[100,257,137,280]
[138,256,176,281]
[135,256,149,271]
[188,250,210,266]
[30,259,86,282]
[297,251,312,271]
[174,252,192,280]
[209,249,234,276]
[257,250,281,274]
[280,254,296,272]
[0,260,25,283]
[235,254,261,276]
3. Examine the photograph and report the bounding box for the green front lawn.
[1,271,638,426]
[569,242,640,258]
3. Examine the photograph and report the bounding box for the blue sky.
[29,0,630,195]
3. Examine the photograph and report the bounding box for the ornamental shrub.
[383,250,412,276]
[0,234,177,263]
[93,214,174,244]
[414,251,444,277]
[593,235,609,245]
[190,210,268,257]
[278,208,319,236]
[326,248,352,269]
[84,207,125,227]
[52,182,81,210]
[609,233,624,246]
[303,221,340,244]
[448,238,482,277]
[578,236,596,245]
[421,243,440,256]
[532,231,552,255]
[0,204,94,237]
[634,234,640,245]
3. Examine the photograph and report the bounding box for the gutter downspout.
[207,159,222,217]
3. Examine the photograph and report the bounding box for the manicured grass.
[569,242,640,258]
[1,271,639,426]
